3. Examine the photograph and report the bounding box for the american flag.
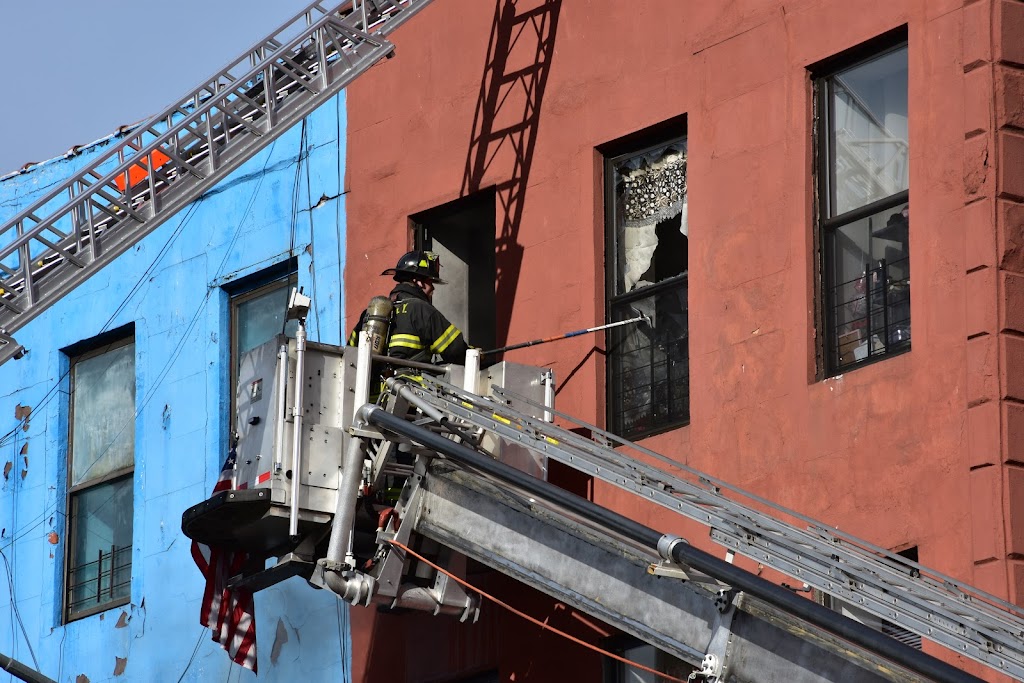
[190,448,258,672]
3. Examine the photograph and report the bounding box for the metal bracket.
[696,589,740,682]
[0,330,26,364]
[371,456,428,598]
[647,561,728,588]
[369,456,479,622]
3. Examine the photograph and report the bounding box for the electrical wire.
[288,122,303,263]
[56,620,67,682]
[2,144,280,670]
[301,119,323,337]
[0,197,204,454]
[279,122,306,340]
[387,539,688,683]
[1,134,294,683]
[0,505,63,553]
[0,546,39,671]
[70,141,276,487]
[175,627,208,683]
[334,95,345,345]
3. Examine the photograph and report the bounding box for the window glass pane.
[236,284,291,356]
[830,46,908,216]
[612,141,688,294]
[609,283,689,438]
[71,343,135,486]
[828,203,910,369]
[67,475,133,615]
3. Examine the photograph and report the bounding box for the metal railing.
[66,544,132,618]
[830,256,910,371]
[608,276,689,439]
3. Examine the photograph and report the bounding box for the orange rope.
[388,539,690,683]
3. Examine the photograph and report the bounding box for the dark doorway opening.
[412,190,497,353]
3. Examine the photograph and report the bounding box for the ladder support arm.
[365,405,986,683]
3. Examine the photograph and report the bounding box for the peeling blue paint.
[0,94,352,682]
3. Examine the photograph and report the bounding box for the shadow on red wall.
[461,0,562,348]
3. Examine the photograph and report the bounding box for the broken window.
[65,334,135,621]
[816,40,909,374]
[605,134,689,439]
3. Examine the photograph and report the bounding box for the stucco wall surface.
[0,97,349,682]
[343,1,1023,679]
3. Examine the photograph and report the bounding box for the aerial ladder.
[182,297,1024,683]
[0,0,435,366]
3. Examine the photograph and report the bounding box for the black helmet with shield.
[381,250,448,285]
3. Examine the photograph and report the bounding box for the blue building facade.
[0,97,352,682]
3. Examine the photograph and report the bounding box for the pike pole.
[480,315,649,357]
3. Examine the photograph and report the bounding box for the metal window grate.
[609,279,689,439]
[67,544,132,615]
[829,256,910,371]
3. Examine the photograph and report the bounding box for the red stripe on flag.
[192,450,258,672]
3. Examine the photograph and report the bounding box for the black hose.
[366,406,984,683]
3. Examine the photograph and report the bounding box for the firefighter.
[348,250,470,365]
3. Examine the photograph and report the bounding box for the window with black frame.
[817,41,910,374]
[65,333,135,621]
[605,136,689,440]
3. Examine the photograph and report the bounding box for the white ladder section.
[403,373,1024,682]
[0,0,435,365]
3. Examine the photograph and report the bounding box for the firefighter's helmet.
[381,250,448,285]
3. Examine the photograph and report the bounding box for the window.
[65,333,135,621]
[227,263,297,430]
[816,40,909,374]
[412,190,497,353]
[605,133,689,439]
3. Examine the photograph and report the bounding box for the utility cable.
[0,505,63,554]
[71,141,277,486]
[174,627,207,683]
[0,198,204,454]
[302,119,323,337]
[387,539,687,683]
[334,95,345,346]
[0,546,39,671]
[281,121,306,338]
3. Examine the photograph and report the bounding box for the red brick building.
[343,1,1024,679]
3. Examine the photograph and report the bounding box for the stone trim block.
[964,0,994,70]
[996,65,1024,129]
[970,463,1002,562]
[1001,333,1024,401]
[968,334,999,404]
[968,399,1001,468]
[967,267,999,335]
[999,130,1024,198]
[965,199,997,271]
[998,199,1024,271]
[997,0,1024,67]
[1004,401,1024,464]
[1002,271,1024,333]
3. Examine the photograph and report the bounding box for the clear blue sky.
[0,0,315,175]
